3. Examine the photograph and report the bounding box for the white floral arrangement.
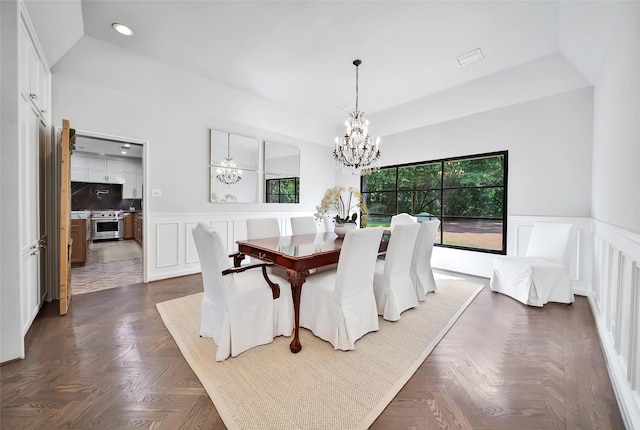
[315,186,368,226]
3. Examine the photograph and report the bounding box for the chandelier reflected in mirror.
[216,133,242,185]
[334,59,381,175]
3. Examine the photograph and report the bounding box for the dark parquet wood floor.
[1,274,625,429]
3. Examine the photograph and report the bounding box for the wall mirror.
[264,141,301,203]
[210,129,259,203]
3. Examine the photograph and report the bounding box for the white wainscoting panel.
[147,211,316,281]
[156,222,180,268]
[184,220,229,265]
[232,219,248,253]
[185,222,201,265]
[591,220,640,429]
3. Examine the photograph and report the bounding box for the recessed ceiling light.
[121,151,127,155]
[121,144,131,149]
[112,23,134,37]
[455,48,484,67]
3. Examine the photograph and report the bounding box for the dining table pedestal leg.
[288,270,308,353]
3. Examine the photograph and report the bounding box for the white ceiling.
[74,135,143,159]
[24,1,615,127]
[79,0,560,124]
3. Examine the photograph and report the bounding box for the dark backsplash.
[71,182,142,211]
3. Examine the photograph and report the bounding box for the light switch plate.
[151,189,162,197]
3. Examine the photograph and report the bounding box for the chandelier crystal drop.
[334,59,381,176]
[216,133,242,186]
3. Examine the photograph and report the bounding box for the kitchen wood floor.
[71,240,143,295]
[0,273,625,429]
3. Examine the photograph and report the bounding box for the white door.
[20,101,41,332]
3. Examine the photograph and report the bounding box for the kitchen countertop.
[70,210,91,219]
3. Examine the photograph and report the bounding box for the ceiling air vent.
[455,48,484,67]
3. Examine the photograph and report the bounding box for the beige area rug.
[98,241,142,263]
[156,275,484,430]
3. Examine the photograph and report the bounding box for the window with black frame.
[361,151,507,254]
[265,177,300,203]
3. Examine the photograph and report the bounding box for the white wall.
[373,88,594,279]
[380,88,593,218]
[52,38,335,216]
[1,0,26,362]
[51,35,338,282]
[591,3,640,235]
[588,3,640,427]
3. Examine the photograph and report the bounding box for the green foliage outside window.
[361,151,507,253]
[266,177,299,203]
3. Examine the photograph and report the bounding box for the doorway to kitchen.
[69,131,147,295]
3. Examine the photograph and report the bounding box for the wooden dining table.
[235,230,389,353]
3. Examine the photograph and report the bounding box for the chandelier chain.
[354,61,359,114]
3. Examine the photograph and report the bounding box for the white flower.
[315,186,368,225]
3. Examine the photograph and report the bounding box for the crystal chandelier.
[334,59,381,175]
[216,133,242,185]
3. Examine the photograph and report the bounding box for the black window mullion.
[361,151,506,254]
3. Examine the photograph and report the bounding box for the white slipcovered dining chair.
[247,218,281,240]
[389,213,417,232]
[246,218,289,277]
[192,223,293,361]
[490,221,575,307]
[299,227,384,350]
[373,222,421,321]
[410,219,441,300]
[290,216,318,235]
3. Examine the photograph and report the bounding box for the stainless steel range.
[90,209,124,241]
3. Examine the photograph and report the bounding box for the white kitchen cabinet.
[107,159,124,172]
[88,169,107,183]
[106,170,124,184]
[70,154,88,182]
[19,20,49,122]
[124,161,137,173]
[123,161,143,198]
[71,168,88,182]
[87,158,106,170]
[3,2,52,363]
[74,156,124,183]
[19,94,44,335]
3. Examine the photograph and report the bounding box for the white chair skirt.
[490,257,574,307]
[200,270,293,361]
[299,269,379,350]
[373,259,419,321]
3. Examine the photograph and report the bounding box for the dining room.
[2,1,639,429]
